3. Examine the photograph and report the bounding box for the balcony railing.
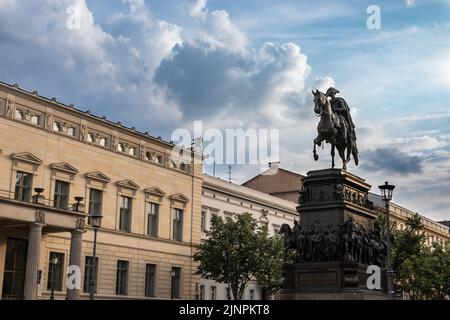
[0,188,85,213]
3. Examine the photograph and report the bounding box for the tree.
[388,213,450,300]
[193,212,284,300]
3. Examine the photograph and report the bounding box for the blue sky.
[0,0,449,220]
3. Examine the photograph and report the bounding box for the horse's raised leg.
[331,144,335,168]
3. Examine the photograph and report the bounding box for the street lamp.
[50,256,59,300]
[74,196,84,212]
[170,270,176,300]
[379,181,395,300]
[89,213,102,300]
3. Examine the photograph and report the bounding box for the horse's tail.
[352,145,359,166]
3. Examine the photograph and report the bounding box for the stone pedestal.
[279,169,388,300]
[277,261,387,300]
[297,169,375,230]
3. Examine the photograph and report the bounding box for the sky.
[0,0,449,221]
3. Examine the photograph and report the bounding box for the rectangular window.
[88,188,102,216]
[173,209,183,241]
[210,213,217,231]
[145,264,156,297]
[47,252,64,291]
[201,210,206,232]
[171,267,181,299]
[116,260,129,295]
[54,180,70,209]
[250,289,255,300]
[210,286,217,300]
[83,256,98,293]
[119,196,132,232]
[199,285,205,300]
[147,203,159,237]
[14,171,32,202]
[31,115,39,125]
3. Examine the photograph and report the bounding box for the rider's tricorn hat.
[326,87,340,96]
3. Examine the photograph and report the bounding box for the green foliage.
[390,213,450,300]
[193,212,284,300]
[392,213,426,271]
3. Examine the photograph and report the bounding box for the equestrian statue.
[312,87,359,170]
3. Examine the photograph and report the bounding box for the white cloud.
[189,0,208,19]
[312,76,335,93]
[405,0,415,7]
[204,10,248,54]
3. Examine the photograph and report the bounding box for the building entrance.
[2,238,28,300]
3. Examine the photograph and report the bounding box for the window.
[54,180,70,209]
[147,203,159,237]
[88,189,103,222]
[210,213,217,231]
[87,133,94,143]
[128,147,135,156]
[67,127,75,136]
[145,264,156,297]
[201,210,206,232]
[156,155,163,164]
[210,286,217,300]
[53,122,60,132]
[116,260,129,295]
[171,267,181,299]
[99,137,107,146]
[199,285,205,300]
[173,208,183,242]
[119,196,132,232]
[83,256,98,293]
[250,289,255,300]
[31,115,39,125]
[47,252,64,291]
[15,171,32,202]
[15,109,23,120]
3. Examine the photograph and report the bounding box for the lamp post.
[379,181,395,300]
[50,256,59,300]
[74,196,84,212]
[88,213,102,300]
[170,270,176,300]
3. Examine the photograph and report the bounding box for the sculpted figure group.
[279,217,387,265]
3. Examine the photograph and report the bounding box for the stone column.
[66,230,84,300]
[23,223,43,300]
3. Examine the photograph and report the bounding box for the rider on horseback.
[326,87,354,144]
[326,87,359,166]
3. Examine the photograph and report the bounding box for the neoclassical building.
[199,174,298,300]
[0,82,203,300]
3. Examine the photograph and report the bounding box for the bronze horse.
[312,90,357,170]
